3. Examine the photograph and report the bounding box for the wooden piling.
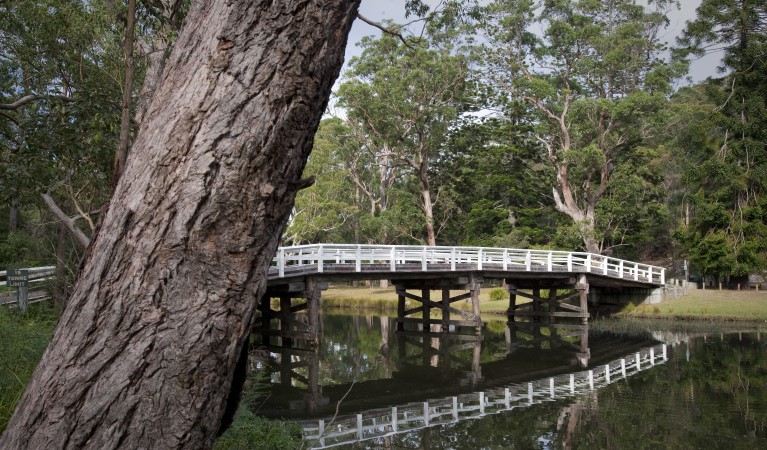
[507,283,517,324]
[548,288,556,324]
[532,288,541,323]
[442,289,450,330]
[577,275,589,325]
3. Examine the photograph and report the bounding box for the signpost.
[6,269,29,312]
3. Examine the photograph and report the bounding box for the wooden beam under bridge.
[507,274,590,325]
[255,277,327,349]
[393,275,483,334]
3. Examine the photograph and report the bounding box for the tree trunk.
[113,0,136,183]
[419,166,436,246]
[8,198,18,233]
[1,1,360,449]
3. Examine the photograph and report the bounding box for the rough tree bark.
[0,1,360,449]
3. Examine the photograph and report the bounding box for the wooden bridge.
[258,244,666,344]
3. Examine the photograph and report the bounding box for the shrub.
[489,288,507,302]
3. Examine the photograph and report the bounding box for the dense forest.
[1,0,765,295]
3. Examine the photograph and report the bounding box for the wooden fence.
[0,266,55,309]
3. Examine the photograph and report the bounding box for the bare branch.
[0,94,73,110]
[41,193,91,249]
[357,13,415,50]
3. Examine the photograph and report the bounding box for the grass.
[214,408,302,450]
[0,303,58,433]
[621,289,767,321]
[320,285,533,318]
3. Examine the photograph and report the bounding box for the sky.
[339,0,722,85]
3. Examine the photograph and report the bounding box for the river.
[254,313,767,449]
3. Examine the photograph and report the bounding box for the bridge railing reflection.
[302,343,668,449]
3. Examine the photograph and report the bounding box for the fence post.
[547,252,552,272]
[422,247,427,271]
[586,253,592,272]
[478,248,483,270]
[317,245,324,273]
[278,248,285,278]
[451,247,456,271]
[356,245,362,272]
[390,246,396,272]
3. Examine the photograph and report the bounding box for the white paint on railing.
[269,245,664,285]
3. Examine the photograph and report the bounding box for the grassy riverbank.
[621,289,767,321]
[323,285,767,322]
[322,285,525,313]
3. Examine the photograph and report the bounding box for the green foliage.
[479,0,682,254]
[214,408,302,450]
[488,288,506,302]
[0,303,57,433]
[671,2,767,280]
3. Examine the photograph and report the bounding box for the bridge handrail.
[269,244,665,284]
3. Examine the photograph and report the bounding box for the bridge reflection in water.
[254,316,666,449]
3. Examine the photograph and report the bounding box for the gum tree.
[0,0,360,448]
[479,0,681,253]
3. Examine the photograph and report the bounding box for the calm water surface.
[255,313,767,449]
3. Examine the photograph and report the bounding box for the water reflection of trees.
[350,332,765,450]
[560,333,767,450]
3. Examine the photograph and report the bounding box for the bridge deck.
[268,244,664,287]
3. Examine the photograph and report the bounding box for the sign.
[6,269,29,288]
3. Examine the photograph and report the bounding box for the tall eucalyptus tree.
[479,0,681,254]
[337,28,470,246]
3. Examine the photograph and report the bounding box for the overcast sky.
[339,0,721,85]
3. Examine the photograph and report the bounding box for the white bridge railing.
[303,344,668,449]
[269,244,665,285]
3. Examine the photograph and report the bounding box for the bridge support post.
[548,288,557,324]
[576,275,589,325]
[393,276,482,335]
[256,278,326,350]
[442,289,451,330]
[505,276,589,324]
[506,283,517,324]
[470,275,482,333]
